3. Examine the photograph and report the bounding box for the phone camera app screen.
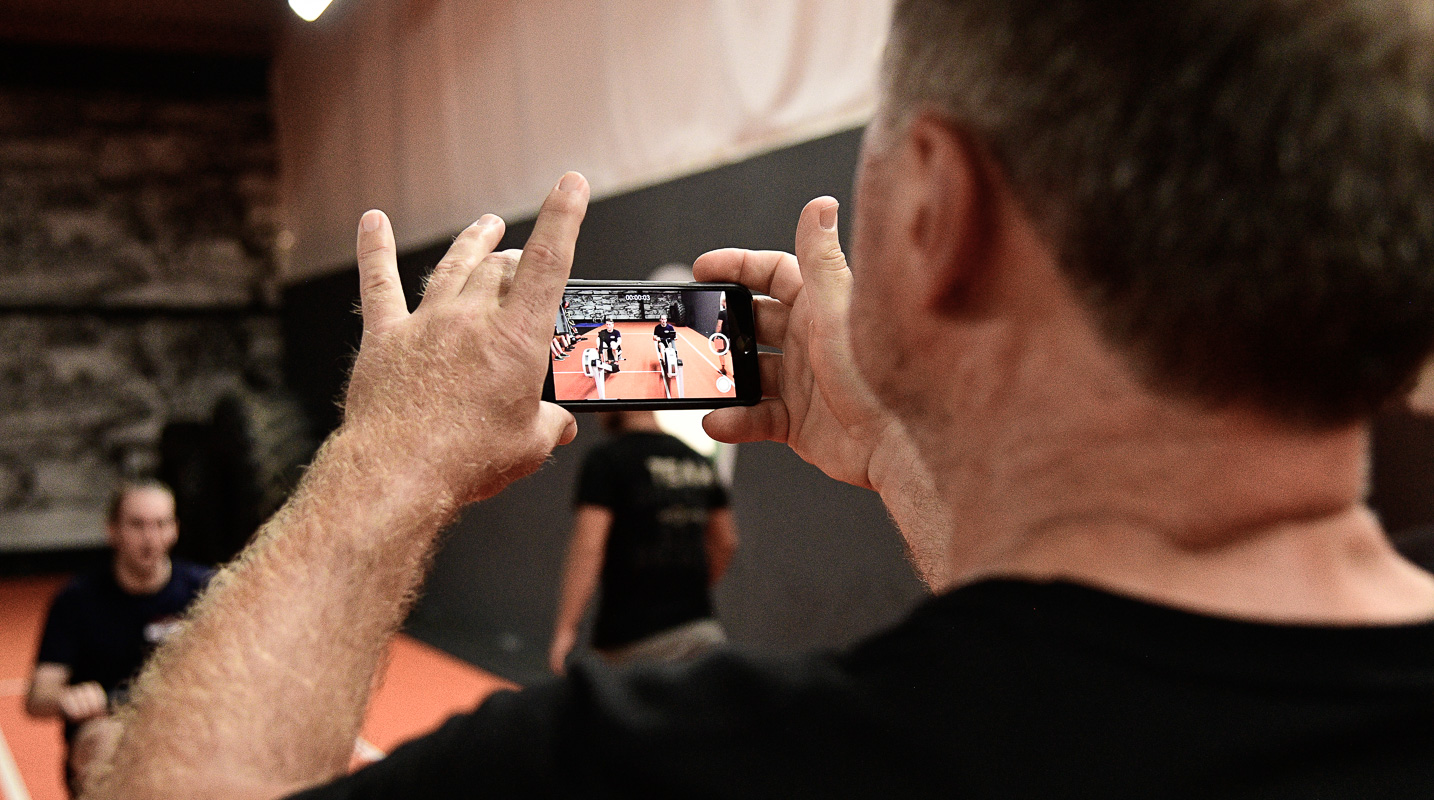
[552,288,737,402]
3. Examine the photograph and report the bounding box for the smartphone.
[543,280,761,411]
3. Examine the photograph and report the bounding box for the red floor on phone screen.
[553,322,735,402]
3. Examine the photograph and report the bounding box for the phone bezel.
[543,280,762,412]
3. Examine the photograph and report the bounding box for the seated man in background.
[652,313,677,348]
[549,328,569,361]
[596,317,623,371]
[652,313,681,380]
[549,410,736,674]
[27,480,211,794]
[91,0,1434,797]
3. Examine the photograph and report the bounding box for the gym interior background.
[0,0,1431,687]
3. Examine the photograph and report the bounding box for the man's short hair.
[884,0,1434,425]
[106,479,175,526]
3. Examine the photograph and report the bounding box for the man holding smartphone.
[91,1,1434,798]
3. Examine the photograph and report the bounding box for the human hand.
[548,628,578,676]
[342,173,590,504]
[694,197,911,491]
[58,681,109,722]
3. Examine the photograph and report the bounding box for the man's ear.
[897,112,999,318]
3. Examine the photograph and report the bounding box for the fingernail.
[558,172,581,192]
[361,210,382,232]
[476,214,500,228]
[819,202,838,231]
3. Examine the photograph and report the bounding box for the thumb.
[794,197,852,323]
[537,401,579,448]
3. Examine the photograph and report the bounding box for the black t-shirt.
[575,431,727,649]
[289,578,1434,799]
[598,328,621,354]
[36,559,212,738]
[654,323,676,344]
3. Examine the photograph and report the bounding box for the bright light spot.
[289,0,335,22]
[656,410,718,458]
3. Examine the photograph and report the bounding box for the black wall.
[281,127,929,683]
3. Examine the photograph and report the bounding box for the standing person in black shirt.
[27,480,211,794]
[549,411,736,674]
[92,2,1434,796]
[714,295,729,376]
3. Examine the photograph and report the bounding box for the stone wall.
[0,69,283,553]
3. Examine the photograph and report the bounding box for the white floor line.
[0,681,26,699]
[0,719,31,800]
[675,328,722,373]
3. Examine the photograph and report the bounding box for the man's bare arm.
[27,663,107,722]
[88,174,591,800]
[549,504,613,675]
[703,507,738,585]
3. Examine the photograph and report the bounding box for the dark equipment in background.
[160,380,317,568]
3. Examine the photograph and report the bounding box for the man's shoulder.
[53,567,115,603]
[638,431,703,456]
[602,432,710,468]
[298,582,1434,798]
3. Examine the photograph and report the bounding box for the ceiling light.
[289,0,335,22]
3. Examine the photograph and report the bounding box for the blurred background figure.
[550,410,738,673]
[25,480,212,795]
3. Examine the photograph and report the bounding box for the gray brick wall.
[0,82,282,553]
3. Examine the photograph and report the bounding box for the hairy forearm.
[91,428,458,800]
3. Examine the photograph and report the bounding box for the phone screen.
[544,281,761,411]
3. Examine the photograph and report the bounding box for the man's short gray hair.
[884,0,1434,425]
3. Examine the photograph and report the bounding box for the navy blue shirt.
[36,559,212,735]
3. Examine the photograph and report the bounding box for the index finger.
[356,210,408,332]
[504,172,591,338]
[693,248,804,306]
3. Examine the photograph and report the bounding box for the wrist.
[296,427,462,547]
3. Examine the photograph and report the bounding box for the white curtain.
[272,0,892,281]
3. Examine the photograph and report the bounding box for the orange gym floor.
[554,322,736,402]
[0,574,512,800]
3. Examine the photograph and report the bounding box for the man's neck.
[927,399,1434,624]
[887,243,1434,624]
[114,556,172,595]
[904,305,1434,624]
